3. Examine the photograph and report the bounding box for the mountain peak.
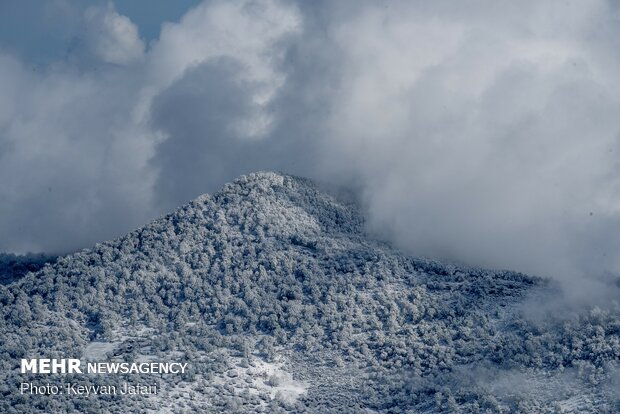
[173,171,364,242]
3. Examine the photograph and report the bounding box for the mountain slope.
[1,172,618,413]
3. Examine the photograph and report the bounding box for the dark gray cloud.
[151,58,262,208]
[1,0,620,299]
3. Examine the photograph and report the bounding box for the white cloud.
[312,0,620,286]
[141,0,300,136]
[84,2,145,65]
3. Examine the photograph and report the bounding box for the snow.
[83,341,119,360]
[208,353,307,405]
[239,356,307,403]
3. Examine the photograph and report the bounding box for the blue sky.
[0,0,202,64]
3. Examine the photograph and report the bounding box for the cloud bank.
[2,0,620,293]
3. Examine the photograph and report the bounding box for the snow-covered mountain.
[1,172,618,413]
